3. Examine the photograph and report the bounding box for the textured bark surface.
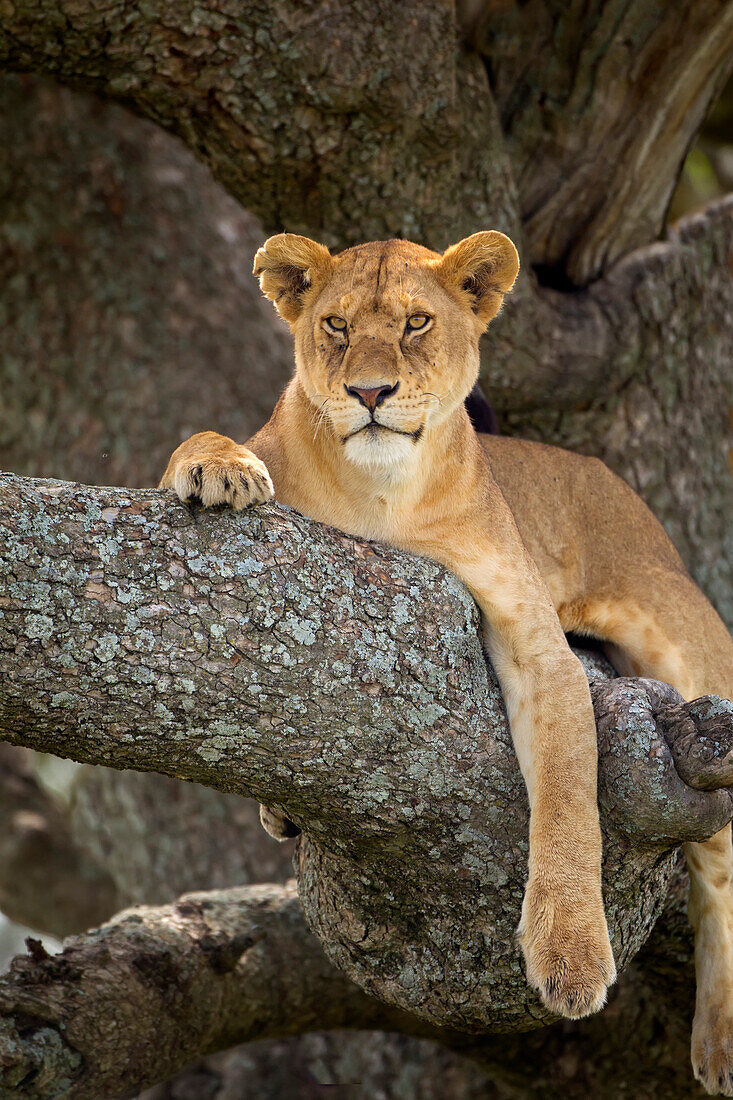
[0,3,732,1095]
[0,74,292,491]
[1,472,732,1039]
[463,0,733,283]
[0,867,714,1100]
[0,2,517,253]
[0,883,431,1100]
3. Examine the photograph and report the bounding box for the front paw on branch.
[175,453,274,511]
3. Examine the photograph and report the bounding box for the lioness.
[161,231,733,1095]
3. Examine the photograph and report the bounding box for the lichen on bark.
[1,472,731,1036]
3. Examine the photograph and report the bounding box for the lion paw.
[692,1008,733,1095]
[259,803,301,841]
[173,448,273,511]
[518,879,616,1019]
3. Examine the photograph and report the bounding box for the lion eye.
[406,314,430,332]
[325,316,347,332]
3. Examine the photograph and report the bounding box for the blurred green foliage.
[670,75,733,220]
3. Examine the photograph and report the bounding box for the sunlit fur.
[290,239,486,476]
[161,232,733,1097]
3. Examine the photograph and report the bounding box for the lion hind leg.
[572,579,733,1096]
[687,828,733,1096]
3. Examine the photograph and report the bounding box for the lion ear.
[436,231,519,326]
[253,234,333,324]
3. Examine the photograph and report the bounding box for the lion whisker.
[420,391,448,407]
[312,397,331,442]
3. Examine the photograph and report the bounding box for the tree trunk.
[0,1,732,1096]
[0,73,502,1098]
[0,74,292,491]
[1,6,730,621]
[462,0,733,284]
[0,866,710,1100]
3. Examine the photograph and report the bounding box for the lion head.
[254,232,518,472]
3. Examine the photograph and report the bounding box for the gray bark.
[0,882,429,1100]
[0,3,732,1095]
[1,471,732,1040]
[2,27,731,622]
[462,0,733,283]
[0,74,292,491]
[0,865,714,1100]
[0,1,519,253]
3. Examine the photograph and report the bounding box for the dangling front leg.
[487,614,616,1016]
[418,520,616,1018]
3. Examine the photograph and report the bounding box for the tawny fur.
[160,232,733,1095]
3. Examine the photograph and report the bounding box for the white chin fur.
[343,428,417,472]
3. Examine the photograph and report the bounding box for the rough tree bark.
[0,883,439,1100]
[461,0,733,283]
[0,74,490,1100]
[0,74,292,490]
[0,472,732,1096]
[0,1,732,1096]
[0,866,717,1100]
[1,2,730,622]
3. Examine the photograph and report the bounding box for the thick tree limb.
[485,196,733,410]
[2,5,731,424]
[0,870,710,1100]
[0,865,707,1100]
[1,472,732,1034]
[0,882,429,1100]
[463,0,733,283]
[4,0,730,287]
[2,72,730,635]
[0,1,517,253]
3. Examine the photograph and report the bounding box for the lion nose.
[345,382,399,412]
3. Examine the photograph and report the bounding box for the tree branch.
[0,882,428,1100]
[1,472,732,1033]
[0,1,516,252]
[463,0,733,283]
[0,870,712,1100]
[483,196,733,411]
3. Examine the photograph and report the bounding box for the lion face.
[254,233,518,472]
